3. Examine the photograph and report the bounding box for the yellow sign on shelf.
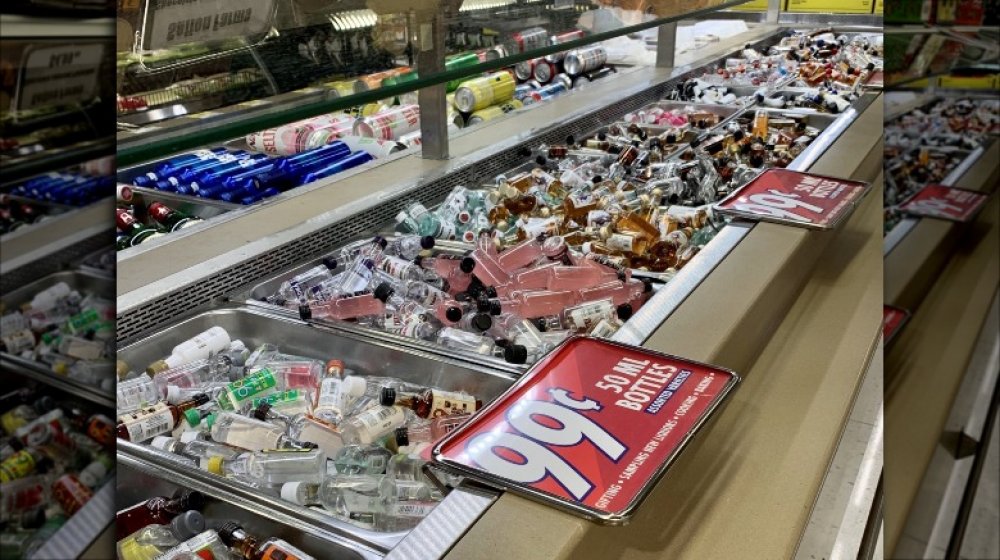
[730,0,769,10]
[874,0,883,12]
[785,0,874,12]
[938,74,1000,90]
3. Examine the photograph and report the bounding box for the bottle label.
[120,404,174,442]
[357,406,405,435]
[606,233,635,253]
[380,256,415,280]
[67,308,100,334]
[251,390,301,410]
[52,474,92,515]
[219,369,277,410]
[568,302,613,331]
[86,414,115,447]
[0,450,36,482]
[117,377,155,411]
[588,319,619,339]
[429,390,478,418]
[1,329,35,354]
[390,501,437,518]
[315,378,343,413]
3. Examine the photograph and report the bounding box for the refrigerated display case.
[114,8,884,559]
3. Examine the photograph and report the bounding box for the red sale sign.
[898,184,989,222]
[432,337,739,524]
[715,168,872,230]
[883,305,911,344]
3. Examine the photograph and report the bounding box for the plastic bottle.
[156,529,231,560]
[117,510,206,560]
[116,491,206,539]
[380,387,480,419]
[209,412,308,452]
[215,368,279,411]
[332,444,393,475]
[205,448,326,485]
[341,407,407,446]
[147,327,231,375]
[219,522,317,560]
[116,395,210,442]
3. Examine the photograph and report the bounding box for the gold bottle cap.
[599,225,613,240]
[207,456,225,475]
[146,360,170,376]
[117,360,130,380]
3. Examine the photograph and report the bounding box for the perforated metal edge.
[1,230,113,295]
[115,32,790,345]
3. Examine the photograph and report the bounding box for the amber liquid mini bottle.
[219,522,317,560]
[116,490,206,539]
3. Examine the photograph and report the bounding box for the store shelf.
[0,13,115,37]
[443,106,883,559]
[884,192,999,556]
[883,137,999,313]
[2,366,115,560]
[112,22,885,560]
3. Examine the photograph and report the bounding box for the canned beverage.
[304,123,355,151]
[511,26,549,53]
[530,78,570,102]
[482,45,508,61]
[397,131,422,148]
[250,113,355,155]
[583,65,616,82]
[514,59,537,82]
[454,71,516,113]
[446,52,481,91]
[467,99,524,126]
[353,105,420,141]
[381,71,420,89]
[564,46,607,76]
[338,135,404,159]
[324,80,355,97]
[513,83,536,101]
[532,59,557,84]
[545,30,586,62]
[353,68,413,92]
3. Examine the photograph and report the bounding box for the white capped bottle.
[147,327,231,376]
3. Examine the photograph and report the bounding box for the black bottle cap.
[706,142,723,155]
[534,318,548,332]
[251,403,272,421]
[413,255,424,267]
[504,344,528,364]
[535,155,547,166]
[733,130,745,142]
[190,393,211,406]
[667,193,680,205]
[298,304,312,321]
[467,282,483,299]
[566,135,576,146]
[697,120,708,129]
[617,303,634,321]
[494,338,510,348]
[796,121,806,131]
[420,236,436,250]
[591,175,603,184]
[755,92,765,103]
[632,140,641,147]
[816,39,825,48]
[617,271,628,282]
[373,236,388,249]
[32,396,55,414]
[476,297,491,312]
[642,277,654,293]
[273,297,287,307]
[648,138,661,150]
[380,387,397,406]
[321,257,338,270]
[455,291,471,302]
[597,132,607,141]
[460,257,476,273]
[488,299,502,315]
[690,138,702,149]
[394,427,409,447]
[22,508,45,530]
[741,143,752,155]
[750,154,765,167]
[445,306,463,322]
[866,62,875,71]
[471,313,492,331]
[665,133,677,144]
[176,490,206,512]
[9,438,24,452]
[373,282,395,303]
[218,522,243,546]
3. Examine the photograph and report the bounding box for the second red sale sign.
[715,168,872,230]
[432,337,740,524]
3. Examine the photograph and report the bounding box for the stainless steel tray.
[4,365,115,560]
[116,460,380,560]
[1,270,115,408]
[116,305,512,555]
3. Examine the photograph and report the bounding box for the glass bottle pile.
[267,233,653,362]
[117,491,321,560]
[117,330,481,532]
[1,387,115,560]
[115,185,205,251]
[0,281,116,390]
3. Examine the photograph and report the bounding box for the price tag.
[433,337,740,524]
[14,44,105,113]
[898,184,989,222]
[883,305,910,345]
[141,0,276,50]
[715,168,872,230]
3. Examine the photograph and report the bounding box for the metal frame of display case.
[115,20,886,560]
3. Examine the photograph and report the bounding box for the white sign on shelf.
[15,44,105,113]
[142,0,276,50]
